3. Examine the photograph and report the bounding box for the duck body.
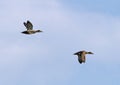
[22,30,42,34]
[22,20,42,34]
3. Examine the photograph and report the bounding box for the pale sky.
[0,0,120,85]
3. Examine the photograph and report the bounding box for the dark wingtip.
[73,52,78,55]
[73,53,76,55]
[27,20,30,23]
[23,22,26,25]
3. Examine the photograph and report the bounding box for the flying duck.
[74,50,93,64]
[22,20,42,34]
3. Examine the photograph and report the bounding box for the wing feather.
[23,20,33,30]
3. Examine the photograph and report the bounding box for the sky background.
[0,0,120,85]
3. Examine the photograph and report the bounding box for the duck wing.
[23,20,33,30]
[74,51,82,55]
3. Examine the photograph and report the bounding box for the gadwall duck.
[74,50,93,64]
[22,20,42,34]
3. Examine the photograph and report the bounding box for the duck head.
[36,30,42,32]
[86,52,94,54]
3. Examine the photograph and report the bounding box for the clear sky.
[0,0,120,85]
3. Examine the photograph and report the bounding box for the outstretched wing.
[74,51,82,55]
[23,20,33,30]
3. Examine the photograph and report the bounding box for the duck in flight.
[74,50,93,64]
[22,20,42,34]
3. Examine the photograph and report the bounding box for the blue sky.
[0,0,120,85]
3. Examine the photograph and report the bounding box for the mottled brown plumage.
[22,20,42,34]
[74,50,93,64]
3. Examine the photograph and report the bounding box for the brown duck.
[74,50,93,64]
[22,20,42,34]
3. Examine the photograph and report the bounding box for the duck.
[22,20,42,34]
[74,50,93,64]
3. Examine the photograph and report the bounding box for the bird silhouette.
[22,20,42,34]
[74,50,93,64]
